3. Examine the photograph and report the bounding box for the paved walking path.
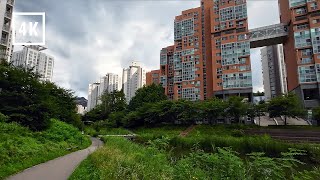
[7,137,103,180]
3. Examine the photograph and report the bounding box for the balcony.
[2,24,10,32]
[0,38,8,46]
[5,12,12,19]
[7,0,14,6]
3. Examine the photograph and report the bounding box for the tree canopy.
[268,93,306,125]
[128,83,167,111]
[0,62,80,130]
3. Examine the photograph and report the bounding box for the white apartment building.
[87,73,122,111]
[11,45,54,82]
[98,73,122,97]
[261,44,288,101]
[0,0,14,62]
[87,83,100,111]
[122,61,146,103]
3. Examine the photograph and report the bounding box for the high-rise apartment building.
[122,61,146,103]
[98,73,122,97]
[261,44,288,101]
[161,0,252,101]
[160,45,175,100]
[11,45,55,82]
[87,73,121,111]
[0,0,14,62]
[146,69,160,86]
[279,0,320,108]
[209,0,252,100]
[87,83,100,111]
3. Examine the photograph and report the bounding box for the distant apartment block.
[98,73,122,97]
[0,0,14,62]
[11,45,54,82]
[87,83,100,111]
[122,61,146,103]
[146,69,160,86]
[261,45,288,101]
[87,73,121,111]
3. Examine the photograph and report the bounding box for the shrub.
[0,112,8,122]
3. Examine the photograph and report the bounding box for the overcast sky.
[14,0,280,98]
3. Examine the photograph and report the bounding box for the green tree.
[200,98,227,124]
[313,107,320,126]
[83,90,127,123]
[248,101,267,126]
[0,62,80,130]
[225,96,248,124]
[128,84,167,111]
[100,90,126,114]
[268,93,306,125]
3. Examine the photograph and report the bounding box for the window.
[312,19,320,24]
[294,30,311,48]
[295,7,307,15]
[222,72,252,89]
[298,65,317,82]
[289,0,306,8]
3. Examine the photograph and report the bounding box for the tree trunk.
[285,115,287,126]
[258,116,261,126]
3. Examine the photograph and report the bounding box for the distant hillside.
[75,97,87,107]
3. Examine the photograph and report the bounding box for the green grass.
[0,119,91,179]
[69,137,173,180]
[84,126,132,137]
[71,136,320,180]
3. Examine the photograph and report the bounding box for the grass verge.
[0,119,91,179]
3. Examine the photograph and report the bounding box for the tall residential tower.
[122,61,146,103]
[279,0,320,107]
[0,0,14,62]
[261,44,288,101]
[161,0,252,101]
[11,45,55,82]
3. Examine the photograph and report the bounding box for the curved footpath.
[7,137,103,180]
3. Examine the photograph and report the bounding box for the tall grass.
[70,137,173,180]
[0,119,91,179]
[71,137,320,180]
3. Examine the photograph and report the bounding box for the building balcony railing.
[2,24,10,32]
[7,0,14,6]
[0,38,8,46]
[5,12,12,19]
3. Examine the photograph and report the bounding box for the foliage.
[0,119,90,179]
[71,136,317,180]
[0,62,79,130]
[0,112,9,122]
[200,98,227,124]
[70,137,174,180]
[83,90,126,123]
[225,96,249,123]
[128,84,167,111]
[313,107,320,126]
[268,93,306,125]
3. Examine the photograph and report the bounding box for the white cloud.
[15,0,280,97]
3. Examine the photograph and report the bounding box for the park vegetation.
[71,136,320,180]
[84,83,310,129]
[0,62,90,179]
[75,83,320,179]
